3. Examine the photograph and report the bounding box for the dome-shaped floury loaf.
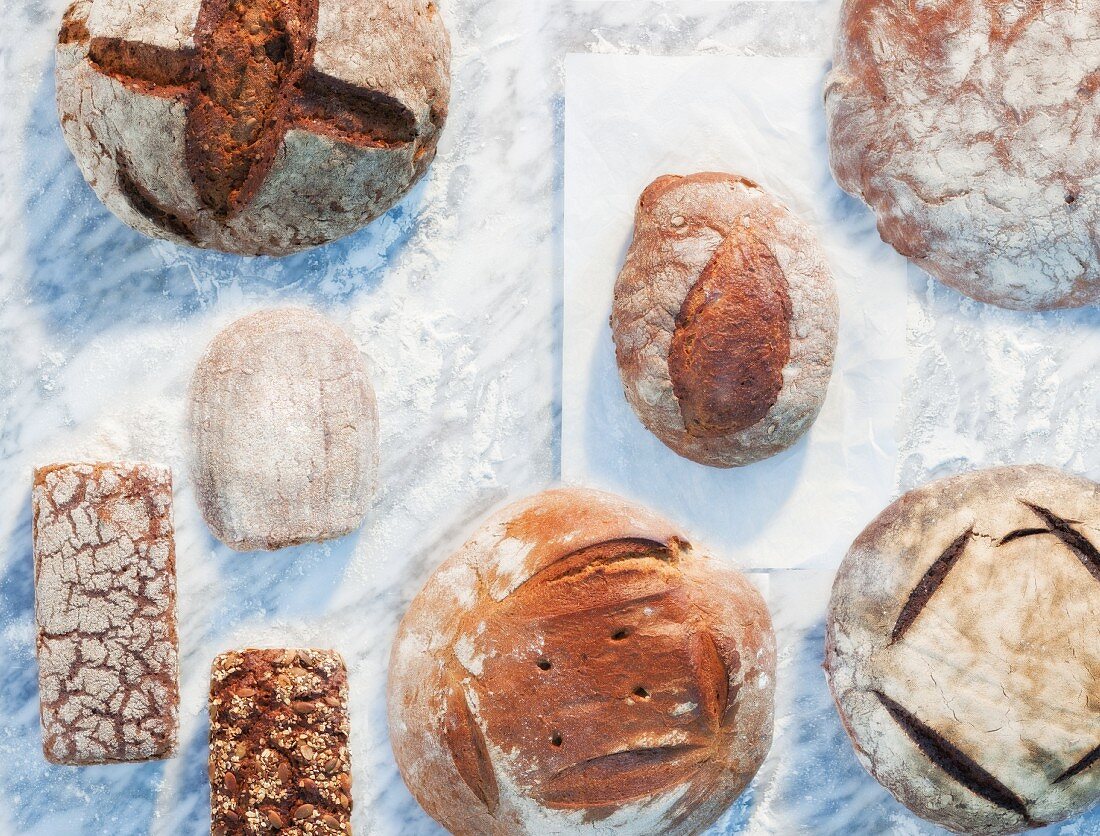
[55,0,450,255]
[826,465,1100,833]
[188,308,378,551]
[826,0,1100,309]
[388,488,776,836]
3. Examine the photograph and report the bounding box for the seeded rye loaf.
[210,649,352,835]
[33,462,180,764]
[188,308,378,551]
[611,173,838,468]
[56,0,451,255]
[826,465,1100,833]
[389,487,776,835]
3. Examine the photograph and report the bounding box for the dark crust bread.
[32,462,179,765]
[55,0,451,255]
[388,488,777,835]
[826,465,1100,833]
[668,223,792,436]
[209,649,352,835]
[611,173,838,468]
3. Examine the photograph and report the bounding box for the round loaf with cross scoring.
[827,0,1100,309]
[826,465,1100,834]
[611,173,838,468]
[388,488,776,835]
[55,0,450,255]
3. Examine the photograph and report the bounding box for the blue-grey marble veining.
[1,1,1098,835]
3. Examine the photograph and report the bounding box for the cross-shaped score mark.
[66,0,417,220]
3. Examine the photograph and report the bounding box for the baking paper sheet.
[562,53,908,572]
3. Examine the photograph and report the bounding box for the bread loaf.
[611,173,838,468]
[826,0,1100,309]
[56,0,450,255]
[388,488,776,835]
[209,649,352,834]
[826,465,1100,833]
[188,308,378,551]
[33,462,179,764]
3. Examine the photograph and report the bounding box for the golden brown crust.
[611,172,838,467]
[668,225,792,437]
[388,488,776,835]
[209,649,352,835]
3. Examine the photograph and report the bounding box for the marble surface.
[0,1,1097,835]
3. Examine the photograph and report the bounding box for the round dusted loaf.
[388,488,776,835]
[827,0,1100,309]
[611,173,838,468]
[56,0,450,255]
[826,465,1100,834]
[188,308,378,551]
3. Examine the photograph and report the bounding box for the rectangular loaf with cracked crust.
[209,649,353,835]
[32,461,180,764]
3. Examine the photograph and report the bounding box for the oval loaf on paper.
[388,487,776,836]
[55,0,451,255]
[826,465,1100,834]
[188,308,378,551]
[826,0,1100,309]
[611,172,838,467]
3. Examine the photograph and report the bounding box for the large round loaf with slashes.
[188,308,378,551]
[827,0,1100,309]
[55,0,450,255]
[388,488,776,835]
[826,465,1100,834]
[611,173,838,468]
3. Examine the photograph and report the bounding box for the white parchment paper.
[563,53,908,572]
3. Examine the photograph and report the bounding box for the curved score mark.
[688,630,731,731]
[508,537,674,598]
[442,678,499,814]
[1016,502,1100,584]
[114,152,198,243]
[540,744,709,809]
[1054,743,1100,785]
[890,528,973,644]
[874,691,1034,822]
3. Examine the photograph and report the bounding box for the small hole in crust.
[264,33,290,63]
[1066,193,1078,204]
[550,733,562,747]
[536,659,551,671]
[611,628,630,641]
[633,686,650,699]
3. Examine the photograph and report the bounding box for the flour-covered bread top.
[56,0,450,255]
[611,173,838,468]
[826,465,1100,833]
[827,0,1100,310]
[188,308,378,551]
[388,487,776,835]
[33,462,180,765]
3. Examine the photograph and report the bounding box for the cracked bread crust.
[611,173,838,468]
[826,465,1100,833]
[827,0,1100,310]
[188,308,379,552]
[209,649,352,835]
[55,0,450,255]
[32,462,179,765]
[388,488,776,836]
